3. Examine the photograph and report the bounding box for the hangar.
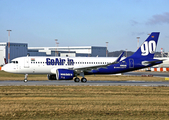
[0,42,27,65]
[0,42,107,65]
[28,46,107,57]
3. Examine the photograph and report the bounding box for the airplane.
[1,32,163,83]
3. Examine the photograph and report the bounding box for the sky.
[0,0,169,52]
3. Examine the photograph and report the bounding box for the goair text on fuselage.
[46,58,74,66]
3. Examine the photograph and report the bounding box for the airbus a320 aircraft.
[2,32,163,83]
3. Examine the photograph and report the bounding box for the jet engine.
[48,69,74,80]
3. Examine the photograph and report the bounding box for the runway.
[0,80,169,87]
[0,72,169,87]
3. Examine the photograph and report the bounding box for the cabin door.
[24,58,29,68]
[129,59,134,68]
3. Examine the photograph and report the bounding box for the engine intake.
[48,69,74,80]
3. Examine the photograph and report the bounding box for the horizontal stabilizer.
[143,59,164,64]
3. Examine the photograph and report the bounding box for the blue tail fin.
[130,32,160,59]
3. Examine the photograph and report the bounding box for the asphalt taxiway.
[0,72,169,87]
[0,80,169,87]
[124,71,169,77]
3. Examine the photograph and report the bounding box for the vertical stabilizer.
[130,32,160,59]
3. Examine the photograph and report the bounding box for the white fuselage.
[2,56,120,74]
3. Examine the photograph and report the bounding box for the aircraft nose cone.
[1,65,7,71]
[1,64,12,73]
[1,66,5,71]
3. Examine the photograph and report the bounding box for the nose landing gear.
[24,74,28,83]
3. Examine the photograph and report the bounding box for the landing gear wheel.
[74,77,80,82]
[24,79,28,83]
[24,74,28,83]
[81,78,87,83]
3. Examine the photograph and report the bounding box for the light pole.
[56,42,59,56]
[106,42,108,57]
[55,39,59,56]
[7,30,12,63]
[161,48,163,57]
[126,49,127,57]
[137,37,140,49]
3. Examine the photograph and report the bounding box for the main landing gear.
[74,77,80,82]
[74,77,87,83]
[74,72,87,83]
[24,74,28,83]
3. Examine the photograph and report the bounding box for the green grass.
[0,86,169,119]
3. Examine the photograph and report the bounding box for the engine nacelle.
[48,69,74,80]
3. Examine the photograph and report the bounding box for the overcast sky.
[0,0,169,52]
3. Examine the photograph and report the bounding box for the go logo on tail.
[141,40,156,56]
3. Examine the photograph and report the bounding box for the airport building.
[0,42,107,65]
[28,46,107,57]
[0,42,28,65]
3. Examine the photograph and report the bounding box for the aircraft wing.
[70,52,124,73]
